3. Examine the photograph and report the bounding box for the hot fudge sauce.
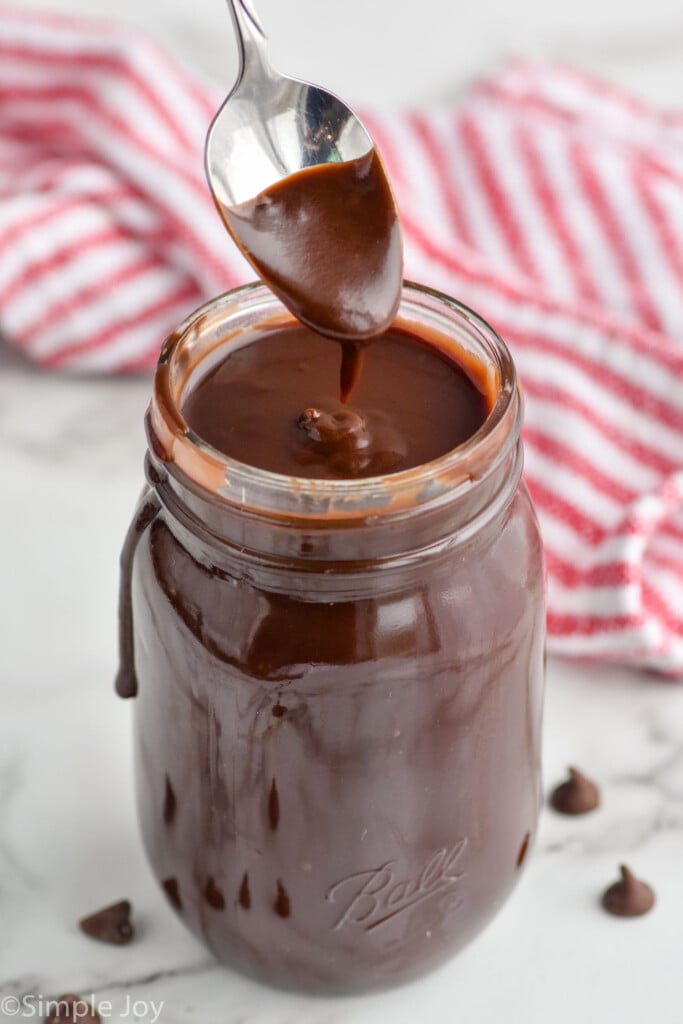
[118,283,545,993]
[216,149,402,343]
[181,324,490,480]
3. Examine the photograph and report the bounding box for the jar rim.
[149,280,521,521]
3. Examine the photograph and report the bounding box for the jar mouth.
[149,281,521,520]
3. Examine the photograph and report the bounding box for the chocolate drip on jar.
[115,493,160,699]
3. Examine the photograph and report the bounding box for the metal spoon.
[205,0,403,347]
[205,0,376,208]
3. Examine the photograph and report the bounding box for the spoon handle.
[226,0,270,78]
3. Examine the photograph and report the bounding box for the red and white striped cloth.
[2,6,683,677]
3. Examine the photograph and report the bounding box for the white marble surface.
[3,0,683,1021]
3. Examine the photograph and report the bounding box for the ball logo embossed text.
[326,839,468,933]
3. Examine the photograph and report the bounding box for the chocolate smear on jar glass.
[238,872,252,910]
[162,876,183,911]
[550,767,600,815]
[163,775,177,825]
[204,877,226,911]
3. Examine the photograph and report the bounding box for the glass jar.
[116,281,545,994]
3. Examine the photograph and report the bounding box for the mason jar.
[116,281,545,993]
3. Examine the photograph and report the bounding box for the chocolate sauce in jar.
[116,284,545,994]
[181,324,489,480]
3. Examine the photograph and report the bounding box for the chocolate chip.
[79,900,133,945]
[602,865,655,917]
[550,767,600,815]
[44,994,100,1024]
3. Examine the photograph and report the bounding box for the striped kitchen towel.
[1,6,683,676]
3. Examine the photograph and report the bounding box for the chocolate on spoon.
[205,1,402,364]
